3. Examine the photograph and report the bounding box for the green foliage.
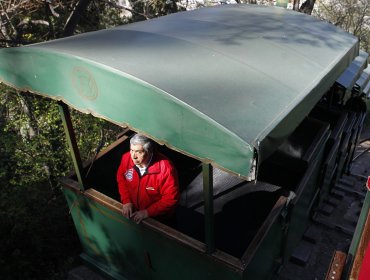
[81,1,131,30]
[71,109,122,163]
[0,85,121,278]
[1,90,68,188]
[0,181,80,280]
[0,87,121,189]
[0,87,79,279]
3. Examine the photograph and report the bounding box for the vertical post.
[58,101,86,190]
[203,163,215,254]
[348,191,370,256]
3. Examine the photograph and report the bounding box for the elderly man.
[117,133,180,224]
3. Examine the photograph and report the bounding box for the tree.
[0,0,183,46]
[293,0,300,11]
[314,0,370,53]
[0,1,75,46]
[299,0,317,14]
[63,0,94,36]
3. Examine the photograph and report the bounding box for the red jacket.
[117,152,179,218]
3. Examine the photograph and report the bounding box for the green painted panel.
[63,188,242,280]
[284,130,330,260]
[349,191,370,257]
[0,48,253,178]
[242,200,287,280]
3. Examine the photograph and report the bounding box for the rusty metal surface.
[325,251,347,280]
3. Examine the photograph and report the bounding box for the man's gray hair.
[130,133,154,153]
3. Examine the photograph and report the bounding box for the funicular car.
[0,4,368,280]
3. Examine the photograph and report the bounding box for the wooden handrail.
[325,251,347,280]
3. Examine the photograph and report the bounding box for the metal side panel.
[283,128,331,261]
[62,183,244,280]
[242,195,288,280]
[318,139,341,204]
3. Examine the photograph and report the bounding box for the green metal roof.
[364,81,370,96]
[336,51,369,89]
[355,67,370,93]
[0,4,359,179]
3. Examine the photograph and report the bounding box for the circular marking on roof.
[71,67,98,101]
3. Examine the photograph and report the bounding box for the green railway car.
[0,4,369,280]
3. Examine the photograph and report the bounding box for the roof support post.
[58,101,86,190]
[203,163,215,254]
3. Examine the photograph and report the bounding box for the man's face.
[130,144,148,167]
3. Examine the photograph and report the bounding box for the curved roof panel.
[0,4,359,179]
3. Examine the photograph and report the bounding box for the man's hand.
[131,210,148,224]
[122,203,134,218]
